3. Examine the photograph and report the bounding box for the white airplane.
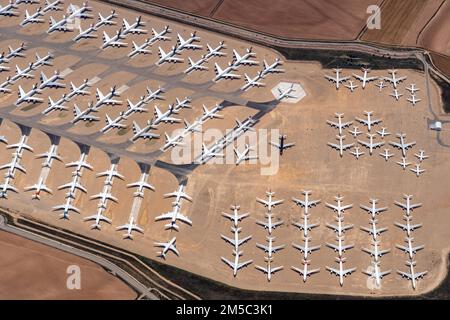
[34,52,53,68]
[326,257,357,286]
[406,83,419,94]
[128,39,152,58]
[66,153,93,173]
[184,56,208,74]
[348,126,362,138]
[326,216,354,237]
[21,8,44,26]
[84,210,111,229]
[0,155,26,174]
[360,199,388,218]
[162,132,184,149]
[0,0,18,16]
[145,85,165,102]
[5,136,31,153]
[131,120,159,141]
[292,190,320,214]
[73,23,97,42]
[350,146,364,159]
[95,10,118,29]
[205,41,226,59]
[102,29,127,49]
[72,103,99,123]
[221,250,253,276]
[182,119,202,134]
[234,144,257,165]
[122,16,147,35]
[58,179,87,195]
[213,62,240,81]
[362,240,391,262]
[52,202,81,219]
[355,111,382,132]
[352,68,378,89]
[256,213,284,235]
[25,177,52,200]
[395,216,422,237]
[376,127,390,138]
[293,213,319,237]
[101,113,126,133]
[222,205,250,227]
[6,43,26,59]
[390,89,403,101]
[291,260,320,282]
[90,191,118,206]
[95,87,122,108]
[124,97,148,116]
[42,97,67,115]
[407,95,421,106]
[164,184,192,206]
[396,237,425,260]
[235,117,256,133]
[47,15,73,33]
[39,70,65,89]
[256,236,285,258]
[177,31,202,50]
[389,133,416,157]
[360,219,388,240]
[96,164,124,185]
[200,142,224,160]
[156,46,183,65]
[414,150,428,162]
[201,104,223,120]
[67,79,91,99]
[116,215,144,239]
[256,190,283,211]
[67,2,92,20]
[324,68,350,90]
[345,81,358,92]
[16,85,43,105]
[155,206,192,231]
[395,194,422,216]
[0,136,7,144]
[292,237,321,259]
[325,195,353,216]
[13,64,34,80]
[379,148,394,161]
[261,58,284,76]
[358,133,385,155]
[0,62,10,73]
[153,105,181,124]
[127,172,154,197]
[255,258,283,282]
[327,113,353,135]
[0,179,17,198]
[241,72,265,91]
[42,0,62,13]
[155,237,179,259]
[276,84,296,100]
[397,260,427,290]
[383,69,407,88]
[363,261,391,288]
[232,47,258,66]
[150,25,171,42]
[328,134,354,157]
[410,164,425,177]
[376,81,386,92]
[36,144,62,167]
[396,157,411,170]
[221,226,252,251]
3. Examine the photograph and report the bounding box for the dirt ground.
[146,0,382,41]
[0,231,136,299]
[0,0,449,298]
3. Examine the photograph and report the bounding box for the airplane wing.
[237,260,253,270]
[221,257,234,269]
[343,267,357,275]
[177,212,192,225]
[326,266,341,275]
[237,235,252,247]
[155,212,173,221]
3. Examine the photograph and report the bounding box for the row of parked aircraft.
[325,68,408,90]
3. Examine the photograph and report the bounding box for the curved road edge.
[0,214,160,300]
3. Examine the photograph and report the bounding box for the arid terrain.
[0,0,449,298]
